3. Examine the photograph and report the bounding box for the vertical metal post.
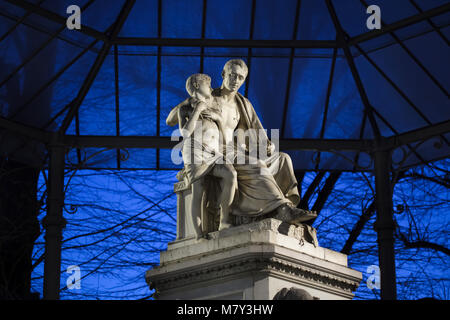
[374,146,397,300]
[43,134,66,300]
[156,0,162,170]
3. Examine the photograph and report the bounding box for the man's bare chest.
[218,100,240,128]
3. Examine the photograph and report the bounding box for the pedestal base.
[146,218,362,300]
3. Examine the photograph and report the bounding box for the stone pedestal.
[146,218,362,300]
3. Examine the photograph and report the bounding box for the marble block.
[146,218,362,300]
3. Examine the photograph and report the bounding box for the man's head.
[186,73,212,100]
[221,59,248,93]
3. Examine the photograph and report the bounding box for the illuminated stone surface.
[146,218,362,300]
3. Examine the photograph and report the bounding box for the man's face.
[222,64,246,92]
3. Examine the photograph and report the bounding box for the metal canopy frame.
[0,0,449,300]
[1,0,447,163]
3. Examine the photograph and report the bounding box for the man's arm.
[166,98,190,127]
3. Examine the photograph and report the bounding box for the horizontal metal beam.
[64,135,176,149]
[280,138,373,151]
[113,37,341,48]
[349,2,450,45]
[1,119,446,154]
[0,116,49,142]
[5,0,107,41]
[63,135,373,151]
[385,120,450,149]
[6,0,448,51]
[63,120,449,153]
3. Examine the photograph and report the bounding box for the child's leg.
[191,179,204,239]
[211,164,237,230]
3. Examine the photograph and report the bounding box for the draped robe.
[221,89,300,216]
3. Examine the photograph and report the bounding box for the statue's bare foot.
[218,221,232,231]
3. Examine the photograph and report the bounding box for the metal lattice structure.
[0,0,449,300]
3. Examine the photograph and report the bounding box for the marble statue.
[178,73,236,234]
[150,76,363,299]
[166,59,317,239]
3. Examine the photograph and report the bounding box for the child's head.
[186,73,212,100]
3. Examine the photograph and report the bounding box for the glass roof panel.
[34,45,98,132]
[119,0,158,37]
[443,25,450,38]
[332,0,368,37]
[0,23,51,89]
[1,32,96,129]
[204,47,249,57]
[402,31,450,99]
[78,51,116,135]
[394,21,435,41]
[323,54,366,139]
[40,0,91,16]
[253,0,297,40]
[118,47,157,136]
[285,56,334,139]
[297,0,336,40]
[368,0,418,24]
[414,0,449,11]
[362,38,449,125]
[0,0,27,19]
[430,11,450,26]
[78,0,126,33]
[204,0,252,39]
[355,48,430,134]
[162,0,203,38]
[247,57,290,132]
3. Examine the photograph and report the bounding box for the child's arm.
[178,100,207,138]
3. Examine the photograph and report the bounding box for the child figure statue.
[167,74,237,238]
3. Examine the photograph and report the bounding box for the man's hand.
[201,109,222,122]
[192,100,208,113]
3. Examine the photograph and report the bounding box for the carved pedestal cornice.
[147,251,361,297]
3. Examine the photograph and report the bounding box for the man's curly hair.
[222,59,248,77]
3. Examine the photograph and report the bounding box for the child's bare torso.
[186,99,222,152]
